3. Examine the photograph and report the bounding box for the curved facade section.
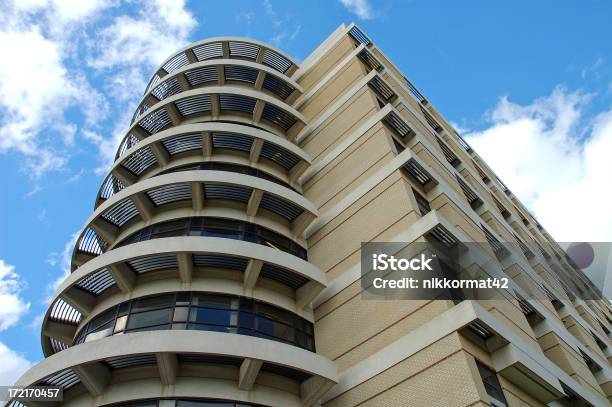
[98,122,311,208]
[18,332,336,407]
[11,36,337,407]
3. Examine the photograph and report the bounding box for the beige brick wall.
[324,333,486,407]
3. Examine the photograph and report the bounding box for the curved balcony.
[73,291,315,351]
[16,331,337,407]
[43,236,326,356]
[116,86,306,161]
[73,170,317,270]
[145,37,299,95]
[132,58,302,125]
[102,122,311,208]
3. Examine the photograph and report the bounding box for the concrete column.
[108,263,136,293]
[62,287,96,316]
[243,259,263,291]
[131,192,156,222]
[156,352,178,386]
[73,362,111,397]
[249,139,264,163]
[301,376,334,407]
[238,358,263,390]
[43,321,77,343]
[177,252,193,284]
[246,189,263,217]
[191,182,204,211]
[150,142,169,167]
[252,100,265,123]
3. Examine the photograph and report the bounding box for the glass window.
[189,307,234,326]
[476,361,507,406]
[173,307,189,322]
[73,291,315,351]
[131,294,175,312]
[127,308,173,330]
[114,315,127,333]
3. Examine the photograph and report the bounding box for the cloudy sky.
[0,0,611,386]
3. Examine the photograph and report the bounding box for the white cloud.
[464,86,612,242]
[339,0,374,20]
[0,341,33,386]
[0,13,108,177]
[45,232,79,301]
[0,260,30,331]
[84,0,197,172]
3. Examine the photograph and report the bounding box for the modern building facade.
[9,23,612,407]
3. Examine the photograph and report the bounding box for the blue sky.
[0,0,611,385]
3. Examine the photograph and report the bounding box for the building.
[9,23,612,407]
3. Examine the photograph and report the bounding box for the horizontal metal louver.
[430,225,457,247]
[98,174,126,202]
[105,354,157,369]
[383,111,415,138]
[260,142,300,169]
[402,159,434,186]
[262,73,294,100]
[175,94,212,116]
[192,42,224,60]
[405,77,427,103]
[412,188,431,216]
[116,133,140,158]
[121,145,157,175]
[193,254,248,270]
[178,354,242,365]
[75,268,115,295]
[515,292,536,316]
[131,103,150,124]
[184,65,218,86]
[468,322,493,339]
[259,193,303,221]
[42,369,80,389]
[228,41,260,60]
[514,234,534,258]
[50,338,68,353]
[436,136,461,167]
[162,133,202,155]
[162,52,189,73]
[78,228,107,255]
[261,104,297,131]
[260,263,308,289]
[219,94,256,113]
[475,164,490,182]
[146,74,162,93]
[358,49,381,71]
[146,183,192,206]
[420,106,443,133]
[224,65,258,83]
[491,194,510,218]
[138,109,171,134]
[349,26,371,45]
[128,254,178,274]
[456,176,482,208]
[101,198,139,227]
[481,225,508,258]
[49,298,81,324]
[262,49,292,73]
[456,134,473,152]
[151,76,182,101]
[211,133,253,151]
[204,184,251,203]
[368,76,395,101]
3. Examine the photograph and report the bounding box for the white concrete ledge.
[151,36,299,83]
[17,330,338,388]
